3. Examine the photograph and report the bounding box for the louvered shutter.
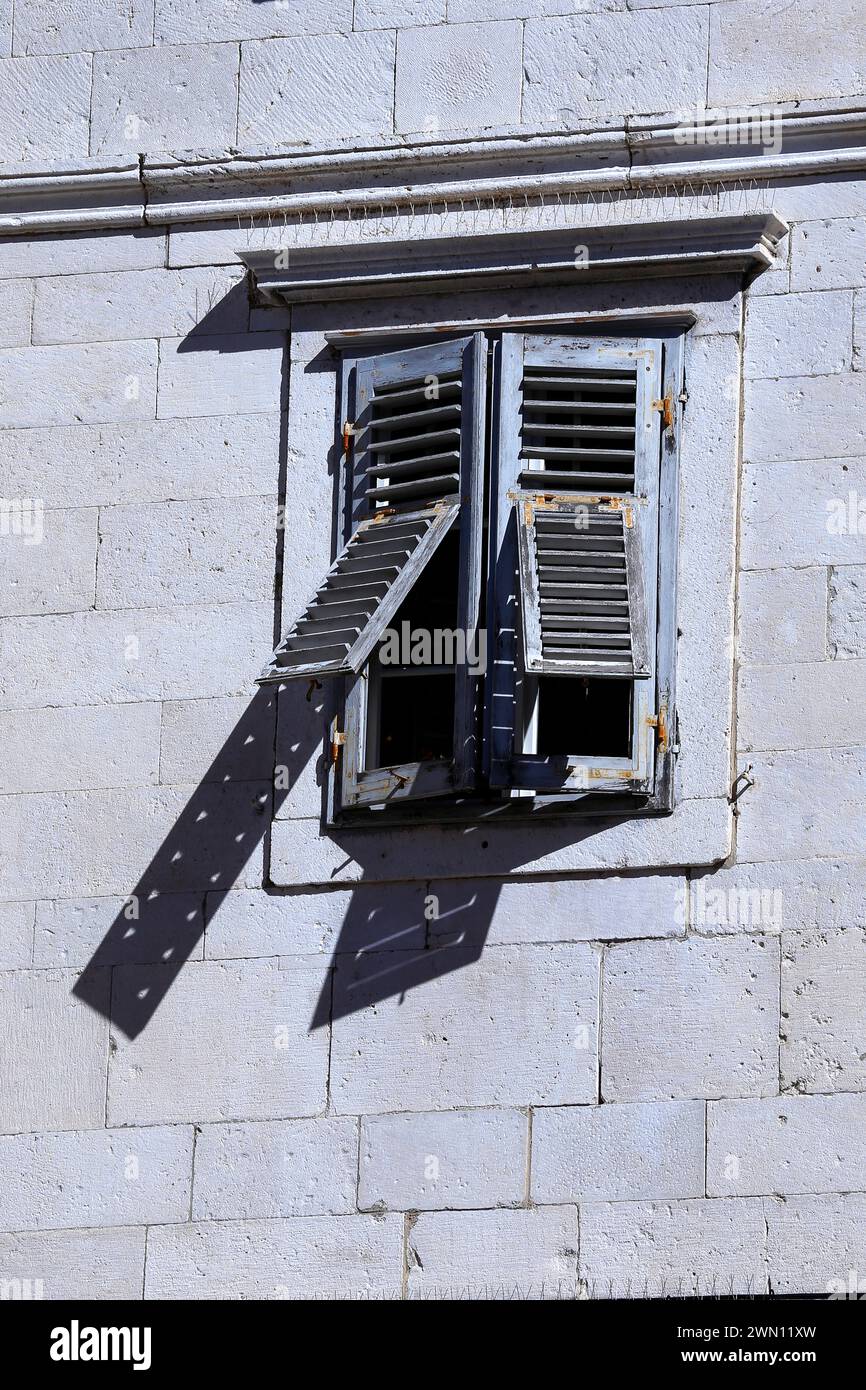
[340,335,486,805]
[258,504,458,682]
[259,335,484,688]
[489,332,665,793]
[516,496,650,678]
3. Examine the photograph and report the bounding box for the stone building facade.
[0,1,865,1298]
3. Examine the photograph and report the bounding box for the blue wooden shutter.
[258,504,458,683]
[489,332,664,795]
[339,334,486,805]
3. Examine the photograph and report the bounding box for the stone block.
[330,944,599,1113]
[193,1117,358,1219]
[744,290,853,377]
[708,1093,866,1195]
[523,9,707,124]
[108,958,329,1125]
[31,267,248,346]
[156,332,283,419]
[395,21,522,133]
[359,1108,527,1211]
[532,1100,705,1204]
[0,53,91,161]
[408,1206,578,1297]
[0,507,97,616]
[96,498,276,609]
[239,32,395,145]
[91,42,240,157]
[0,969,108,1135]
[0,702,160,794]
[738,567,827,664]
[0,1124,193,1230]
[0,1227,145,1300]
[0,341,157,428]
[602,935,779,1100]
[145,1213,402,1298]
[781,927,866,1093]
[580,1198,767,1297]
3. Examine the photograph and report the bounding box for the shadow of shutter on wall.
[516,497,650,678]
[259,335,483,686]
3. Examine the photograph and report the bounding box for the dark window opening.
[367,531,460,767]
[535,676,633,758]
[378,673,456,765]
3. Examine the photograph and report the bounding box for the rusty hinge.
[651,394,674,432]
[342,420,356,453]
[331,729,347,766]
[647,705,668,751]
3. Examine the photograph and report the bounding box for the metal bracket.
[729,763,755,814]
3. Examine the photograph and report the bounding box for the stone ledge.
[0,102,863,236]
[241,214,789,304]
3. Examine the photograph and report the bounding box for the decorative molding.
[0,104,863,236]
[240,214,789,304]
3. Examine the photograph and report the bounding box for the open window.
[488,332,664,797]
[261,334,486,807]
[260,327,678,816]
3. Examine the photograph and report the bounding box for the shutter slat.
[518,469,635,490]
[369,427,462,457]
[521,422,636,438]
[362,450,459,480]
[365,472,460,502]
[371,403,462,431]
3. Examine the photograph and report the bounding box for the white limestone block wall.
[0,0,865,1299]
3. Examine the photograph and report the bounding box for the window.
[260,327,680,818]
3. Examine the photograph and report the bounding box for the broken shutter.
[340,335,486,805]
[258,504,458,683]
[489,332,665,793]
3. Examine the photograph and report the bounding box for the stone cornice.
[240,214,789,304]
[0,103,863,236]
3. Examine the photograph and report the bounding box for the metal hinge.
[342,420,356,453]
[651,394,674,432]
[331,729,347,766]
[647,705,669,752]
[729,763,755,814]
